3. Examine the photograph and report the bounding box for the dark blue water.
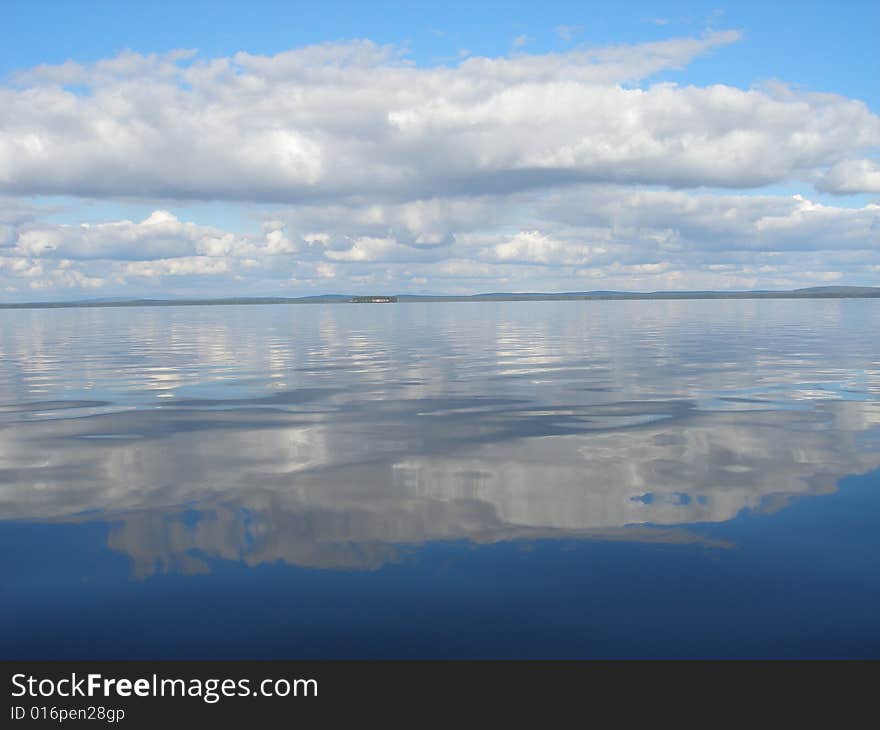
[1,300,878,658]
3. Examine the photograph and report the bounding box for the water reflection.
[1,300,879,576]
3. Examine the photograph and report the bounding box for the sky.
[1,0,878,300]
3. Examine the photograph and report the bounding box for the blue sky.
[1,1,878,299]
[4,1,877,100]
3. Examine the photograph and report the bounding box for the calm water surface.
[1,299,879,658]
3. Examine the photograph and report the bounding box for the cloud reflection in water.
[1,300,879,576]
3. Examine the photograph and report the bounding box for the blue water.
[1,300,878,658]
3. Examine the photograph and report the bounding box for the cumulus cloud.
[0,32,878,298]
[2,186,878,297]
[818,159,880,194]
[2,32,877,205]
[537,188,880,253]
[8,209,297,261]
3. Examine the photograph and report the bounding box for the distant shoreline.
[1,286,879,310]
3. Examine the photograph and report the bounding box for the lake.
[1,299,879,658]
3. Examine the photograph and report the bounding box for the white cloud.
[30,269,105,290]
[123,256,233,278]
[818,159,880,194]
[2,185,877,298]
[325,236,402,262]
[9,210,299,261]
[538,188,880,253]
[2,32,876,206]
[1,32,878,299]
[476,229,601,266]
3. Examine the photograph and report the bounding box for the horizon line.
[2,285,880,310]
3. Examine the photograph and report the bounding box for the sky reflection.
[1,300,879,576]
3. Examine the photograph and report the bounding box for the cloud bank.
[0,32,878,297]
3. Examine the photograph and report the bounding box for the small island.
[350,296,398,303]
